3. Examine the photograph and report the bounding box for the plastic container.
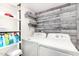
[9,33,14,44]
[4,33,9,46]
[0,35,3,47]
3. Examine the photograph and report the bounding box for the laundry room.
[0,3,79,56]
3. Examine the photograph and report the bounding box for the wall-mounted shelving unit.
[28,23,37,27]
[0,15,20,50]
[0,31,21,49]
[0,31,20,32]
[27,16,37,28]
[0,41,21,49]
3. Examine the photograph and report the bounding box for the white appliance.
[22,33,79,56]
[46,33,78,52]
[28,32,46,42]
[38,33,79,56]
[22,32,46,56]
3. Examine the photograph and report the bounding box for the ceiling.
[23,3,65,13]
[8,3,65,13]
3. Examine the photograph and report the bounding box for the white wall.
[23,3,65,13]
[21,4,35,40]
[0,4,19,31]
[0,4,18,56]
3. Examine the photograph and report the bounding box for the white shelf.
[0,31,20,32]
[0,41,21,49]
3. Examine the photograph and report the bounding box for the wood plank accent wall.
[35,4,79,50]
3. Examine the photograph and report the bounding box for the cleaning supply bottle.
[14,32,19,43]
[4,33,9,46]
[2,33,6,47]
[9,33,14,45]
[0,34,3,47]
[12,33,16,43]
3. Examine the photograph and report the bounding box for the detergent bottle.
[9,33,14,44]
[14,32,20,43]
[12,33,16,43]
[2,33,6,47]
[4,33,9,46]
[0,34,3,47]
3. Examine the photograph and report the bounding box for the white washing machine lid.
[44,33,78,52]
